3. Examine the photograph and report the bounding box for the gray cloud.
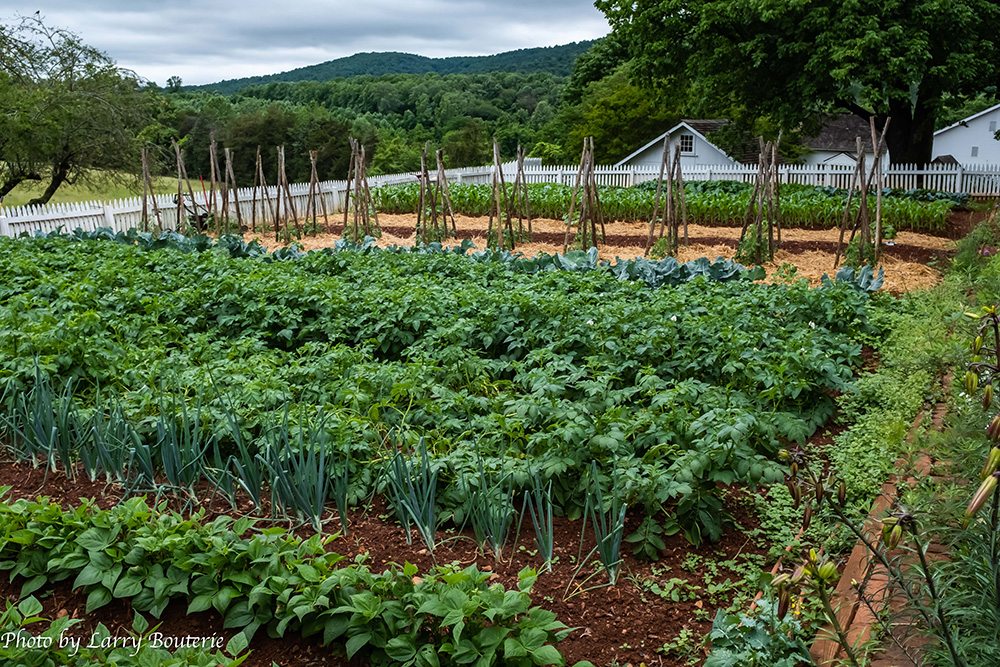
[2,1,609,85]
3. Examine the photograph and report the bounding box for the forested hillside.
[194,42,596,95]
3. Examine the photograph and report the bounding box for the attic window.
[679,134,694,154]
[973,146,980,157]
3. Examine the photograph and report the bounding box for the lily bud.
[986,383,996,410]
[771,573,791,589]
[837,480,847,506]
[988,416,1000,442]
[966,370,980,395]
[818,561,840,583]
[791,482,802,510]
[777,587,791,619]
[791,563,806,584]
[965,312,982,320]
[790,461,799,478]
[966,474,999,519]
[974,335,984,354]
[803,504,813,530]
[982,447,1000,481]
[887,525,903,550]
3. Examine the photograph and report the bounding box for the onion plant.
[84,392,138,485]
[522,472,555,572]
[155,396,211,502]
[582,461,627,586]
[3,369,84,479]
[384,438,438,553]
[465,459,516,561]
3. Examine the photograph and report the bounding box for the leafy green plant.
[0,493,577,667]
[703,598,812,667]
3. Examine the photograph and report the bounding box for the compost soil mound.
[0,460,772,667]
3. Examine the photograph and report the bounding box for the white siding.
[800,150,879,167]
[620,129,735,167]
[934,107,1000,164]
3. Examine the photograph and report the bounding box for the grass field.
[1,172,177,209]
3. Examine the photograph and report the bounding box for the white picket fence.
[2,161,998,237]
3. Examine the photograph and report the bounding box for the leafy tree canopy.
[0,15,150,204]
[595,0,1000,164]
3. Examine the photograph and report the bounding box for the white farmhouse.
[933,103,1000,165]
[614,120,757,167]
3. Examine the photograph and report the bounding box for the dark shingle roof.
[803,114,882,153]
[680,119,763,164]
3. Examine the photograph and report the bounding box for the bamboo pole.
[344,138,356,230]
[142,149,163,232]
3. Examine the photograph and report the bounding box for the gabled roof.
[613,120,735,167]
[803,114,881,153]
[934,102,1000,136]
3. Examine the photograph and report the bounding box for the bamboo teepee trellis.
[834,118,891,268]
[643,136,688,257]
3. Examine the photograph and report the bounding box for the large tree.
[595,0,1000,164]
[0,15,149,204]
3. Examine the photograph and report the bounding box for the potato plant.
[0,231,878,549]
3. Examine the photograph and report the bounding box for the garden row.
[373,180,958,232]
[0,491,572,666]
[0,231,879,554]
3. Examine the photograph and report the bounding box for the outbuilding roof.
[802,114,882,153]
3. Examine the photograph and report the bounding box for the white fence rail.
[2,162,998,237]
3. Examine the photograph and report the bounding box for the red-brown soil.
[0,459,772,667]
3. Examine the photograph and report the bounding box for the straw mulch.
[243,214,944,293]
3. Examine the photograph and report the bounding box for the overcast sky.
[2,1,610,86]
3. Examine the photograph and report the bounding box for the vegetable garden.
[0,226,890,666]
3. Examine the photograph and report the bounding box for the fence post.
[629,166,636,187]
[102,205,115,231]
[956,164,965,193]
[558,168,565,185]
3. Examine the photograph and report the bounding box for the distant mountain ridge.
[193,41,597,94]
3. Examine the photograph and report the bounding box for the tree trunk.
[878,97,935,166]
[0,173,40,199]
[27,157,71,206]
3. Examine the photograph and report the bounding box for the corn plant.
[522,472,555,572]
[384,438,438,554]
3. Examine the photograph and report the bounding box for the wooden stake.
[141,147,149,233]
[224,148,243,232]
[645,135,670,256]
[562,142,588,253]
